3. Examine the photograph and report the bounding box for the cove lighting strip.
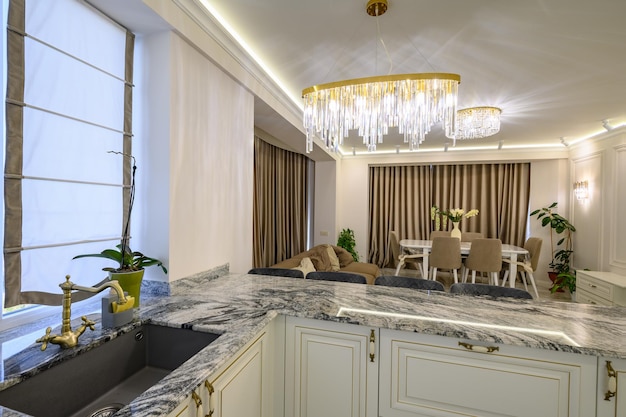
[336,307,580,346]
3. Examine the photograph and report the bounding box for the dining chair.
[461,232,484,242]
[430,230,451,239]
[429,237,462,284]
[450,283,533,300]
[248,268,304,278]
[501,237,542,299]
[375,275,445,291]
[389,231,425,277]
[462,238,502,285]
[306,271,367,284]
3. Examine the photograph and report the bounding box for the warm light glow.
[447,106,501,140]
[336,307,580,346]
[574,180,589,201]
[302,74,460,153]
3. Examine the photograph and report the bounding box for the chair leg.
[502,270,510,286]
[431,267,438,281]
[471,270,477,283]
[395,259,404,275]
[520,271,529,291]
[452,269,459,284]
[418,264,425,279]
[527,272,539,299]
[491,272,499,286]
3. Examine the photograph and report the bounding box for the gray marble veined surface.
[1,267,625,416]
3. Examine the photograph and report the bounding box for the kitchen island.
[0,267,625,416]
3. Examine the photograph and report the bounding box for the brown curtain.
[368,165,432,267]
[432,163,530,245]
[368,163,530,267]
[253,137,309,267]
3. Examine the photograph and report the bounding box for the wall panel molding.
[610,145,626,269]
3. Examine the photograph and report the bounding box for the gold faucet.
[36,275,135,351]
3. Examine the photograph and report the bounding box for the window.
[2,0,134,324]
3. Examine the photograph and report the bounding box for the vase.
[451,221,462,240]
[109,269,145,308]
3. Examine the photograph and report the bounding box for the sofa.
[271,244,381,285]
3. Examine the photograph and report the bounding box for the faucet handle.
[81,316,96,331]
[36,327,53,351]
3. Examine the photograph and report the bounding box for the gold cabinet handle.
[458,341,499,353]
[205,380,215,416]
[605,361,617,401]
[369,329,376,362]
[191,390,202,409]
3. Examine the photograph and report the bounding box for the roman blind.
[4,0,134,307]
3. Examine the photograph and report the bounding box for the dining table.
[398,239,529,288]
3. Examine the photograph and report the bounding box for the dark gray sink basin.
[0,325,219,417]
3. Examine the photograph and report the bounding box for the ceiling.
[94,0,626,157]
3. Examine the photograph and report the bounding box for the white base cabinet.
[285,316,379,417]
[596,357,626,417]
[379,328,597,417]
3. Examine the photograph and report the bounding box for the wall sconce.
[573,180,589,201]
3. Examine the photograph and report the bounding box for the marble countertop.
[1,268,625,417]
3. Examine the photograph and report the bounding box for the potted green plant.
[551,270,576,298]
[73,152,167,307]
[337,228,359,262]
[529,202,576,286]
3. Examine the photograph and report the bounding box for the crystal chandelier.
[302,0,461,153]
[447,106,501,141]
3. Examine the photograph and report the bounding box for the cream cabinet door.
[379,328,597,417]
[597,357,626,417]
[285,316,379,417]
[204,319,278,417]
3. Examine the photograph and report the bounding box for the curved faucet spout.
[71,280,128,304]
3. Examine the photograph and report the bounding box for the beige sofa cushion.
[292,257,315,277]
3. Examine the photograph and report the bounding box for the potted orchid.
[73,152,167,307]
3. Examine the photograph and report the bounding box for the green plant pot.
[109,269,145,308]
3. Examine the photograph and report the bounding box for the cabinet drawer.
[577,274,613,301]
[576,288,612,306]
[379,329,597,417]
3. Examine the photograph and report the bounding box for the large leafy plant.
[337,228,359,262]
[530,202,575,276]
[73,152,167,274]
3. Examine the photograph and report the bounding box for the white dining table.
[399,239,529,287]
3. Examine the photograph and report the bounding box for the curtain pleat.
[253,137,309,267]
[368,165,431,267]
[369,163,530,266]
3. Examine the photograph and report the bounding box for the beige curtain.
[368,165,432,267]
[368,163,530,267]
[253,137,309,267]
[432,164,530,246]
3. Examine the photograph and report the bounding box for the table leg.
[423,248,430,280]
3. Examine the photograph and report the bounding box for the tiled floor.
[380,266,573,302]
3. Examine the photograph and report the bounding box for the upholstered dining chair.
[501,237,542,299]
[389,231,425,277]
[450,283,533,300]
[375,275,445,291]
[461,232,484,243]
[248,268,304,278]
[429,237,462,284]
[306,271,367,284]
[430,230,451,239]
[462,238,503,285]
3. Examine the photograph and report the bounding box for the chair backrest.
[450,283,533,299]
[524,237,543,271]
[429,237,462,269]
[465,238,503,273]
[375,275,445,291]
[389,231,400,266]
[430,230,451,239]
[461,232,484,243]
[306,271,367,284]
[247,268,304,278]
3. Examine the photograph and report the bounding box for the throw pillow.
[325,244,341,271]
[334,246,355,267]
[309,247,332,271]
[292,257,315,278]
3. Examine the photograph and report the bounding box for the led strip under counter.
[336,307,580,347]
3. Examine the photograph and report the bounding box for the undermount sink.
[0,325,220,417]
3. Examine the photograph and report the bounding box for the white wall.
[135,31,254,282]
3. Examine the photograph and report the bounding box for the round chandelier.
[302,0,461,153]
[447,106,502,140]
